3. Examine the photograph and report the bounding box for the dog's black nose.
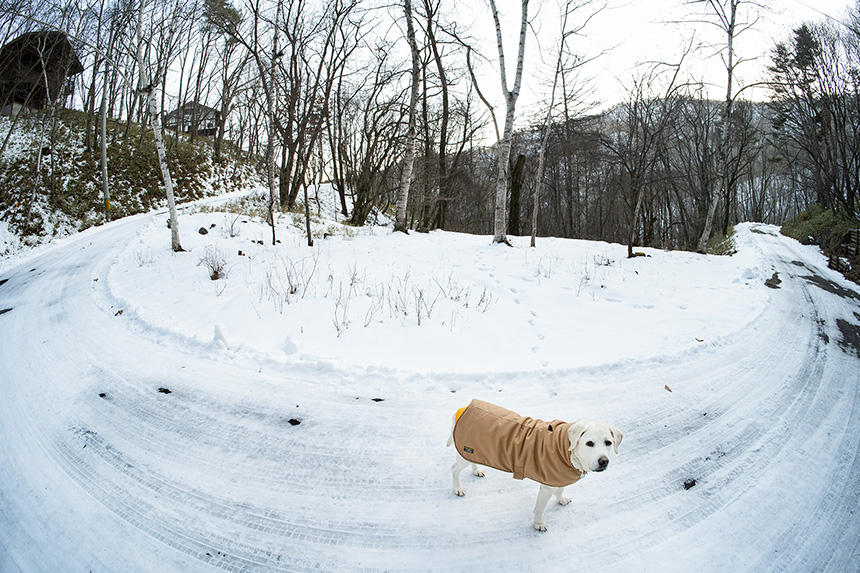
[598,456,609,469]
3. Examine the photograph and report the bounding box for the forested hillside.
[0,110,263,253]
[0,0,857,258]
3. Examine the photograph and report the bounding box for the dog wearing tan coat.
[447,399,622,531]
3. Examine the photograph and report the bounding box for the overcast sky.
[456,0,855,124]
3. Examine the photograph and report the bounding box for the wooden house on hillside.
[0,31,83,114]
[164,102,220,136]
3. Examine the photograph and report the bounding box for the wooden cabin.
[0,31,83,113]
[164,102,220,136]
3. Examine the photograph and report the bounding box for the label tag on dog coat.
[463,446,474,454]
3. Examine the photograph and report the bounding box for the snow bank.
[106,210,770,375]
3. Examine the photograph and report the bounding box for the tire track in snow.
[596,231,860,571]
[2,219,858,571]
[84,372,452,496]
[583,301,828,564]
[739,239,860,572]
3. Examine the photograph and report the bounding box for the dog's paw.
[557,496,571,506]
[454,487,466,497]
[472,468,485,478]
[533,521,548,532]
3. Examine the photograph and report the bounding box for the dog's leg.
[533,484,555,531]
[471,463,485,477]
[452,455,470,497]
[554,486,571,506]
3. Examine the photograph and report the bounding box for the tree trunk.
[265,1,283,245]
[303,183,313,247]
[424,0,449,231]
[416,62,432,232]
[100,28,113,222]
[394,0,421,234]
[628,179,644,258]
[697,0,737,253]
[136,0,182,252]
[85,57,101,152]
[490,0,529,245]
[25,107,50,230]
[508,153,525,236]
[85,0,105,154]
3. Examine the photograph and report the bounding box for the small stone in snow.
[158,387,172,394]
[684,478,697,490]
[764,272,782,289]
[288,418,301,426]
[371,398,384,402]
[198,227,209,235]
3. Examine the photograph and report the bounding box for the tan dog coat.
[452,399,583,488]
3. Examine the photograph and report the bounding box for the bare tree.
[203,0,248,163]
[419,0,449,230]
[530,0,601,247]
[265,0,281,245]
[394,0,421,233]
[602,52,687,258]
[489,0,529,245]
[688,0,764,252]
[331,43,408,226]
[135,0,182,251]
[273,0,361,219]
[99,7,122,221]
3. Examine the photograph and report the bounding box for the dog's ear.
[610,426,623,454]
[567,421,590,452]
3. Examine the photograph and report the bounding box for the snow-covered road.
[1,215,858,572]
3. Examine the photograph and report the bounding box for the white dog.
[447,399,622,531]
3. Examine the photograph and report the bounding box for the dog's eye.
[586,441,594,447]
[605,441,612,447]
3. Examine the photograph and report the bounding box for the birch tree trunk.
[490,0,529,246]
[264,1,282,246]
[394,0,421,234]
[136,0,182,251]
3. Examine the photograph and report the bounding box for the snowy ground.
[1,194,858,572]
